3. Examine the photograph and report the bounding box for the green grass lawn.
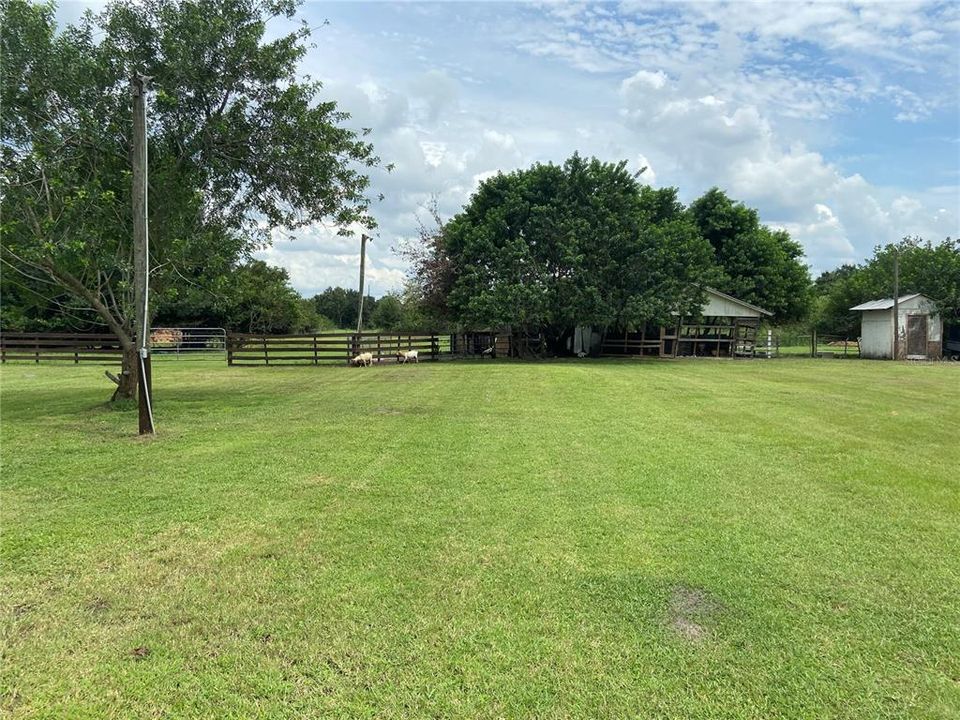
[2,359,958,718]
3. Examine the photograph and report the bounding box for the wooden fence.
[226,332,448,366]
[0,332,124,364]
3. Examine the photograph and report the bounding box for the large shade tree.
[429,154,718,353]
[1,0,383,398]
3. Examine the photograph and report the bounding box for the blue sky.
[60,1,960,297]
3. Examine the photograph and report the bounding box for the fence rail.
[1,327,227,364]
[776,334,861,358]
[0,332,125,364]
[226,332,449,366]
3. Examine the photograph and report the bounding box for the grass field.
[2,359,958,718]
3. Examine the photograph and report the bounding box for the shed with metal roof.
[850,293,942,360]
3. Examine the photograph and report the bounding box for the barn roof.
[850,293,925,311]
[704,287,773,316]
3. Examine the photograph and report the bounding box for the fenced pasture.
[775,330,862,358]
[2,330,881,366]
[2,359,958,718]
[0,329,228,365]
[0,332,125,364]
[226,332,449,366]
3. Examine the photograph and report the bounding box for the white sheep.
[351,351,374,367]
[397,349,419,364]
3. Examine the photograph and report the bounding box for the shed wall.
[860,310,892,359]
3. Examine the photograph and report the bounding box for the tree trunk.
[113,347,139,401]
[35,263,140,403]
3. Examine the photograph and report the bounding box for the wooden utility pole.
[356,233,370,334]
[892,246,900,361]
[132,75,155,434]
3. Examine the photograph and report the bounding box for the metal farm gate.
[150,327,226,360]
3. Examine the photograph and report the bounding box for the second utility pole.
[356,233,370,334]
[892,245,900,360]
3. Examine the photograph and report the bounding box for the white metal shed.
[850,293,942,360]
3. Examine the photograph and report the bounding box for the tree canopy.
[814,237,960,336]
[688,188,812,321]
[1,0,383,396]
[405,155,811,350]
[430,155,718,350]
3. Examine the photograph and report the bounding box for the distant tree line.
[1,262,423,335]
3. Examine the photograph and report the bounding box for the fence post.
[431,334,438,361]
[313,334,318,365]
[811,329,817,358]
[263,336,269,366]
[227,335,233,366]
[35,336,40,364]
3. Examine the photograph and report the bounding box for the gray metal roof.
[850,293,923,311]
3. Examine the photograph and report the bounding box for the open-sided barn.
[599,287,772,358]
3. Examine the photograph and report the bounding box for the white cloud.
[622,69,668,91]
[243,1,958,291]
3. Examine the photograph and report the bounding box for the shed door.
[907,315,927,357]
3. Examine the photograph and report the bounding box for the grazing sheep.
[397,349,419,364]
[351,351,374,367]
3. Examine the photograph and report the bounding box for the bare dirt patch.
[667,585,720,642]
